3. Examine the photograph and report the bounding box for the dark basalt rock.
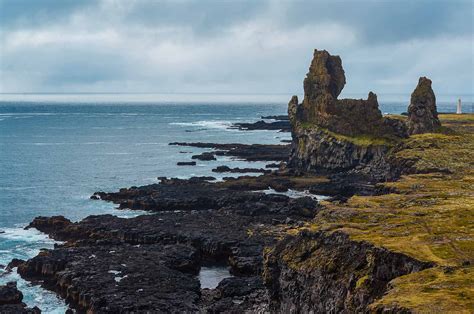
[287,49,414,180]
[18,171,331,312]
[293,49,402,138]
[177,161,197,166]
[0,282,23,305]
[232,120,291,132]
[25,216,72,235]
[261,115,289,120]
[212,166,270,174]
[91,176,320,217]
[0,282,40,313]
[18,243,201,312]
[407,77,441,135]
[170,142,290,162]
[200,276,268,313]
[192,152,217,161]
[18,194,319,312]
[265,163,281,169]
[263,231,434,313]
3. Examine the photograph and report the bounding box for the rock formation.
[407,77,441,135]
[0,282,40,313]
[288,49,408,178]
[263,231,432,313]
[292,49,405,138]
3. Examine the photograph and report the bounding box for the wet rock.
[265,163,281,169]
[192,152,216,161]
[92,176,320,217]
[0,282,23,305]
[25,216,71,235]
[177,161,197,166]
[261,115,289,120]
[232,120,291,132]
[21,171,329,312]
[18,243,200,312]
[212,166,270,174]
[170,142,290,162]
[200,276,268,313]
[407,77,441,135]
[0,281,40,313]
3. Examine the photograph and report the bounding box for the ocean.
[0,96,471,312]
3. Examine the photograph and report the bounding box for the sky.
[0,0,473,99]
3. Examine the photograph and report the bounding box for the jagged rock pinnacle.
[407,77,441,135]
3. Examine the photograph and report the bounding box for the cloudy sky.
[0,0,472,98]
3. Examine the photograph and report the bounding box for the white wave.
[0,227,56,244]
[260,188,330,201]
[0,113,56,116]
[169,120,234,130]
[99,152,133,155]
[134,142,167,146]
[0,271,67,313]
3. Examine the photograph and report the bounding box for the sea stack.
[292,49,392,137]
[287,49,407,178]
[407,77,441,135]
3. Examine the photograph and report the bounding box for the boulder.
[0,282,23,305]
[407,77,441,135]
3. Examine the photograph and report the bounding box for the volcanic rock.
[177,161,197,166]
[212,166,270,174]
[0,282,40,313]
[192,152,216,161]
[287,49,409,178]
[407,77,441,135]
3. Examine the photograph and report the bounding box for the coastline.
[2,112,471,312]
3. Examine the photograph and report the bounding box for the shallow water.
[199,266,233,289]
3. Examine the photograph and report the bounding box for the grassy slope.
[306,114,474,312]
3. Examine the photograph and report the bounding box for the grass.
[289,114,474,312]
[369,267,474,313]
[299,122,397,146]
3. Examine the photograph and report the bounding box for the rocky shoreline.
[4,50,472,313]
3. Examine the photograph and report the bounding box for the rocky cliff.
[263,231,432,313]
[265,113,474,313]
[288,49,442,179]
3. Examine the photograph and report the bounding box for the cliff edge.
[287,49,442,180]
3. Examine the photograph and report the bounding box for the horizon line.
[1,92,473,96]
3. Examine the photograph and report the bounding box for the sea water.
[0,97,470,312]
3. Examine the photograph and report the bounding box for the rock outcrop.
[292,49,405,138]
[263,231,433,313]
[407,77,441,135]
[0,282,40,313]
[288,49,408,178]
[287,50,443,179]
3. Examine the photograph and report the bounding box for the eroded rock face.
[407,77,441,135]
[263,231,433,313]
[293,49,401,138]
[288,49,409,178]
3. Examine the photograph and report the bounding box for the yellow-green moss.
[369,267,474,313]
[356,275,370,289]
[299,122,397,146]
[293,114,474,311]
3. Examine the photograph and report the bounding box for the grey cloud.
[0,0,472,96]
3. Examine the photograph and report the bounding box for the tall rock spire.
[407,77,441,135]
